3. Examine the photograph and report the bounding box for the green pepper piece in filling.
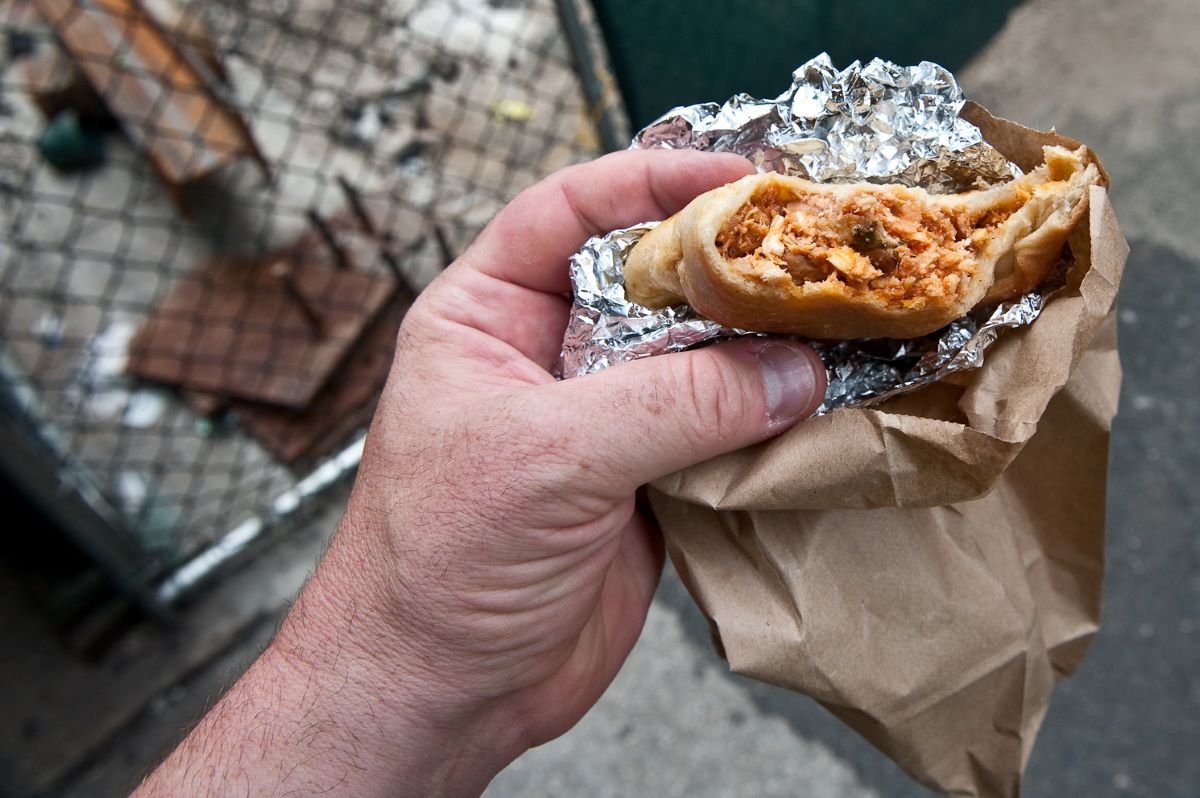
[850,221,896,253]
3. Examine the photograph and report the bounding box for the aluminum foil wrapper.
[556,55,1049,413]
[634,53,1017,190]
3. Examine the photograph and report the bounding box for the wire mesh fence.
[0,0,624,597]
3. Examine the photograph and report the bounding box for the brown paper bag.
[648,105,1128,797]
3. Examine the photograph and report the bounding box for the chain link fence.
[0,0,624,603]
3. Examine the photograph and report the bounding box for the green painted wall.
[591,1,1025,127]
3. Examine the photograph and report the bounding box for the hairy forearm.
[136,646,370,796]
[136,537,524,797]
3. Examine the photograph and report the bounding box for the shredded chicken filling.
[714,187,1021,304]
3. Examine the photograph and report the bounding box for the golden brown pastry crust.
[624,145,1102,339]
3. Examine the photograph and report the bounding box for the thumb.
[539,338,826,492]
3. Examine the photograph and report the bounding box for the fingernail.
[756,343,822,424]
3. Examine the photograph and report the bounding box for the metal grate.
[0,0,625,602]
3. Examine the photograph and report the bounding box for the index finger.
[460,149,757,296]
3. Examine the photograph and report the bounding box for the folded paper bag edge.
[654,409,1027,511]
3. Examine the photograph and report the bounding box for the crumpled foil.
[633,53,1017,191]
[555,55,1051,413]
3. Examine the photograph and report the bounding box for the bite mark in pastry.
[624,145,1102,339]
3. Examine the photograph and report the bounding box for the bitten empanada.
[624,145,1101,339]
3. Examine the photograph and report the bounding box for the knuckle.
[670,349,749,445]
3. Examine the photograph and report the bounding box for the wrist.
[270,531,529,796]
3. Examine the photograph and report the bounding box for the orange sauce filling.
[714,187,1022,305]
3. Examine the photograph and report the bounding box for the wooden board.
[231,293,411,464]
[128,242,396,408]
[32,0,264,191]
[22,39,110,122]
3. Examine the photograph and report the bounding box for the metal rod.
[554,0,623,153]
[429,220,455,269]
[271,261,324,337]
[0,358,170,620]
[306,209,349,270]
[379,249,416,294]
[337,175,376,235]
[334,176,416,291]
[155,435,366,605]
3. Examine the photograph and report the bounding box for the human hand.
[137,150,827,797]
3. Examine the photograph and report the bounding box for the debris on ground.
[128,191,422,465]
[126,217,396,409]
[30,0,267,210]
[36,109,105,172]
[490,98,534,123]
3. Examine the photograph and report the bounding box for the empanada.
[625,145,1102,339]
